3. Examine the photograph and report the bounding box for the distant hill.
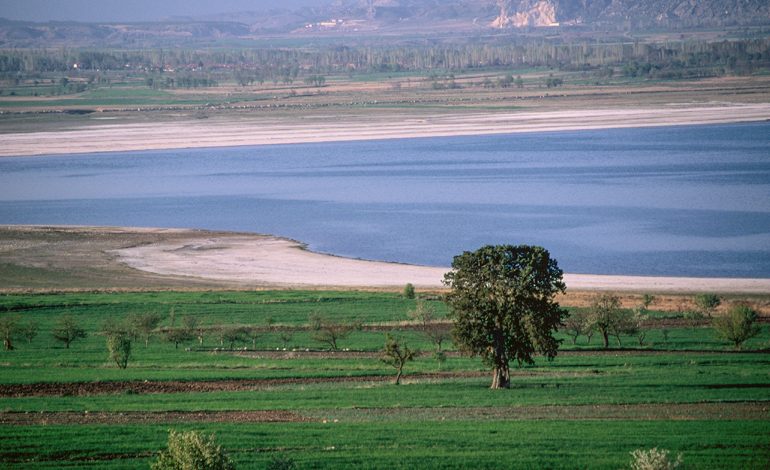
[1,0,768,47]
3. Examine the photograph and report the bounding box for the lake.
[1,122,769,278]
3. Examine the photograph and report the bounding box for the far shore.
[2,103,770,157]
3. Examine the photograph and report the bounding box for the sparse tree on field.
[280,331,293,349]
[52,315,87,349]
[588,294,622,349]
[563,309,590,345]
[152,429,234,470]
[381,334,415,385]
[0,315,18,351]
[221,326,248,350]
[444,245,566,389]
[695,294,721,318]
[165,315,196,349]
[713,304,762,350]
[641,294,656,310]
[182,316,206,345]
[309,314,355,351]
[408,301,450,352]
[632,313,649,346]
[130,312,162,347]
[165,328,193,349]
[18,321,39,344]
[611,309,638,347]
[246,326,262,349]
[403,283,416,299]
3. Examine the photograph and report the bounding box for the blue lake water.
[1,122,769,277]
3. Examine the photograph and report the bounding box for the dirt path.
[0,373,488,397]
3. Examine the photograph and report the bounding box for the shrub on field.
[107,333,132,369]
[267,454,297,470]
[0,315,18,351]
[102,319,134,369]
[694,293,721,318]
[152,429,234,470]
[629,447,682,470]
[403,283,416,299]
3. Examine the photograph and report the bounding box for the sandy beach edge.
[2,104,770,157]
[4,225,765,294]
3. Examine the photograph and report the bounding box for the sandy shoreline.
[2,104,770,157]
[111,228,770,293]
[2,225,769,293]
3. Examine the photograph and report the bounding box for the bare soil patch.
[0,373,488,398]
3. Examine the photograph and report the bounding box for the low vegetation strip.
[0,410,308,425]
[1,403,766,426]
[308,402,770,422]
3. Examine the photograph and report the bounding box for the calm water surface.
[1,122,769,277]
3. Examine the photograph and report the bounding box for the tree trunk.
[394,365,403,385]
[490,365,510,389]
[601,330,609,349]
[3,338,12,351]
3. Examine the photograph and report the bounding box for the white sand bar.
[3,104,770,157]
[113,234,770,293]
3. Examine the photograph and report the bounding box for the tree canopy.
[443,245,566,389]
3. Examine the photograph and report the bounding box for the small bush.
[629,448,682,470]
[267,454,297,470]
[152,429,235,470]
[403,283,416,299]
[107,333,132,369]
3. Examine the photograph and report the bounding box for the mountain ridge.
[0,0,768,47]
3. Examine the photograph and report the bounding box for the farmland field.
[1,290,768,469]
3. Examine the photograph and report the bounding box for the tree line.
[1,37,768,81]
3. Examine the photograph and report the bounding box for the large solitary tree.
[443,245,567,389]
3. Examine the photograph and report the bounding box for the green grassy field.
[1,291,768,469]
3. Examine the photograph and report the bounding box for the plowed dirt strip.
[308,402,770,422]
[0,410,308,425]
[0,372,487,397]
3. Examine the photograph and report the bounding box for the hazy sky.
[0,0,329,22]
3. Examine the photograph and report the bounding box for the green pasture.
[2,421,768,469]
[0,290,768,468]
